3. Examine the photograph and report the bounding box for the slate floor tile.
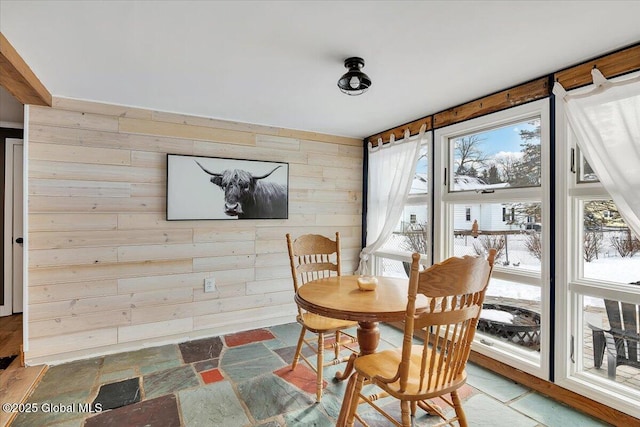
[93,377,141,410]
[274,364,325,395]
[192,357,219,372]
[283,405,333,427]
[220,342,274,366]
[465,362,530,402]
[84,394,180,427]
[267,323,305,347]
[142,365,200,399]
[237,374,314,422]
[98,367,137,384]
[462,394,538,427]
[102,345,180,374]
[509,392,610,427]
[12,389,89,427]
[273,344,315,363]
[29,357,102,400]
[224,328,275,347]
[200,368,224,384]
[8,321,613,427]
[222,353,285,384]
[179,381,250,426]
[178,336,224,363]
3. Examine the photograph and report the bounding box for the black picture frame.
[166,154,289,220]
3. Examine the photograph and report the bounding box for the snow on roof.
[453,175,510,190]
[411,173,428,193]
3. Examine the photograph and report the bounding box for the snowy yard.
[381,231,640,308]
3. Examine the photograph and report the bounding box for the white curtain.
[554,69,640,238]
[357,125,426,274]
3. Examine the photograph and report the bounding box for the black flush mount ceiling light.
[337,57,372,96]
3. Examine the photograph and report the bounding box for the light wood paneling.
[29,247,119,268]
[29,280,118,304]
[118,318,193,343]
[27,329,118,359]
[119,117,256,145]
[29,288,193,321]
[30,160,164,183]
[30,259,193,285]
[30,309,131,338]
[53,97,153,120]
[26,98,363,363]
[29,229,193,250]
[30,106,119,132]
[30,142,131,165]
[117,241,255,262]
[29,213,118,232]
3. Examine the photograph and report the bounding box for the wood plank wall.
[25,99,363,364]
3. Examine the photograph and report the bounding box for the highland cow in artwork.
[195,161,287,219]
[166,154,288,221]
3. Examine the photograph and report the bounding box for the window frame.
[555,73,640,418]
[372,136,432,274]
[434,99,551,379]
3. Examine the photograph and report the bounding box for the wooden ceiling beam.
[554,44,640,91]
[0,32,51,106]
[366,42,640,146]
[367,117,432,147]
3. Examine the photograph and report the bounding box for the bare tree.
[473,235,505,262]
[584,230,603,262]
[495,154,519,183]
[525,232,542,260]
[454,135,488,175]
[610,228,640,258]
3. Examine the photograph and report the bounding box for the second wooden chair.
[286,232,358,402]
[342,249,496,426]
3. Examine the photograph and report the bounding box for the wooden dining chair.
[343,249,496,427]
[286,232,358,402]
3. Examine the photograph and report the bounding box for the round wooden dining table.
[295,274,428,380]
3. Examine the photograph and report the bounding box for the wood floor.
[0,314,22,359]
[0,315,47,427]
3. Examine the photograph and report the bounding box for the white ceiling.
[1,1,640,139]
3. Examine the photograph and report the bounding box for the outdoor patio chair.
[589,284,640,379]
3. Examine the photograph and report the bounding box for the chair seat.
[354,345,467,400]
[298,312,358,332]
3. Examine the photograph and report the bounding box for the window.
[557,86,640,416]
[501,206,516,222]
[375,143,430,277]
[575,147,599,184]
[435,99,549,378]
[450,118,541,193]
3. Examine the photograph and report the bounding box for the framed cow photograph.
[166,154,289,220]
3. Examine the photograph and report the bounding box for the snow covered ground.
[381,232,640,309]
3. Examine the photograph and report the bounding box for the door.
[1,138,23,315]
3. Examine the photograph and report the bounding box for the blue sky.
[473,119,540,156]
[413,118,540,175]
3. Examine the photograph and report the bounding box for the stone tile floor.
[9,322,611,427]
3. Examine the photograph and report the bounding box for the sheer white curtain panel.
[554,69,640,238]
[357,125,426,274]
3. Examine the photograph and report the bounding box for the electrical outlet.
[204,277,216,293]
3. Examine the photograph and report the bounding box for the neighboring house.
[399,174,524,233]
